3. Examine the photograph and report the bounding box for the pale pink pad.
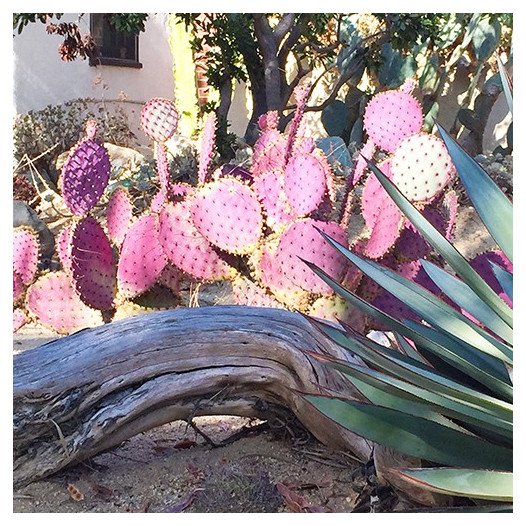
[117,214,167,299]
[364,90,423,153]
[158,201,235,282]
[13,308,28,333]
[106,186,133,246]
[253,169,297,231]
[157,263,182,295]
[391,133,456,202]
[284,153,327,216]
[71,217,116,310]
[275,218,349,295]
[26,272,103,334]
[252,130,287,176]
[191,178,263,255]
[13,228,39,284]
[140,98,179,143]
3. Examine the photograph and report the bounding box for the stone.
[13,200,55,261]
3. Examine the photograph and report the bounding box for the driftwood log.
[14,306,374,489]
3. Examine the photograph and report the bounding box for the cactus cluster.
[14,78,467,335]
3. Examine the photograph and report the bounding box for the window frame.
[89,14,142,69]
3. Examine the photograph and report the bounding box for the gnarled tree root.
[14,306,374,489]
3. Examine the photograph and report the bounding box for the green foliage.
[106,13,148,34]
[13,13,62,34]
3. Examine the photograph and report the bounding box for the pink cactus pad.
[232,276,284,309]
[308,294,356,325]
[191,178,263,255]
[13,227,39,285]
[85,119,98,139]
[13,271,24,304]
[158,201,235,282]
[106,186,133,245]
[198,113,217,184]
[140,98,179,143]
[364,89,423,153]
[118,214,168,299]
[56,226,73,275]
[156,142,171,194]
[361,159,394,229]
[71,216,116,310]
[253,169,297,232]
[60,139,111,215]
[391,133,456,203]
[252,130,288,178]
[284,83,310,163]
[275,218,349,295]
[256,244,309,308]
[363,193,404,259]
[27,271,103,334]
[151,189,168,213]
[13,308,27,333]
[284,153,327,216]
[258,111,279,131]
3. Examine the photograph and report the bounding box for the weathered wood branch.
[13,306,373,489]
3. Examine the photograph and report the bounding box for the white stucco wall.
[13,13,175,145]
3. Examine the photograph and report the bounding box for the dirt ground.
[12,204,498,514]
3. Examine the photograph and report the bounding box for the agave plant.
[300,108,513,509]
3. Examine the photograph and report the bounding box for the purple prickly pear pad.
[13,227,39,285]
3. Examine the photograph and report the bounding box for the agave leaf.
[420,259,513,344]
[305,343,512,437]
[392,332,430,364]
[497,55,513,115]
[436,123,513,263]
[309,238,513,366]
[489,261,513,302]
[303,395,512,471]
[395,468,512,502]
[365,159,512,327]
[303,260,513,400]
[312,319,512,422]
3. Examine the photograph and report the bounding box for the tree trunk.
[13,306,372,489]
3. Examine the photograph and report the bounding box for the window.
[89,14,142,68]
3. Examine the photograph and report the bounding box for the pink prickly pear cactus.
[106,186,133,246]
[85,119,98,139]
[283,153,327,216]
[70,216,116,310]
[117,214,168,300]
[60,137,111,216]
[391,132,456,203]
[191,178,263,255]
[13,227,39,285]
[140,97,179,143]
[363,83,423,153]
[13,308,28,333]
[232,275,284,309]
[26,272,104,334]
[158,201,235,282]
[275,218,349,295]
[258,110,279,131]
[13,271,25,305]
[56,225,73,275]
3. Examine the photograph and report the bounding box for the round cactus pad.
[284,153,327,216]
[71,217,116,310]
[391,133,456,202]
[118,214,167,299]
[27,272,103,334]
[56,226,73,275]
[275,218,349,295]
[60,139,111,216]
[140,98,179,143]
[361,159,394,229]
[158,201,235,282]
[364,90,423,153]
[191,178,263,255]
